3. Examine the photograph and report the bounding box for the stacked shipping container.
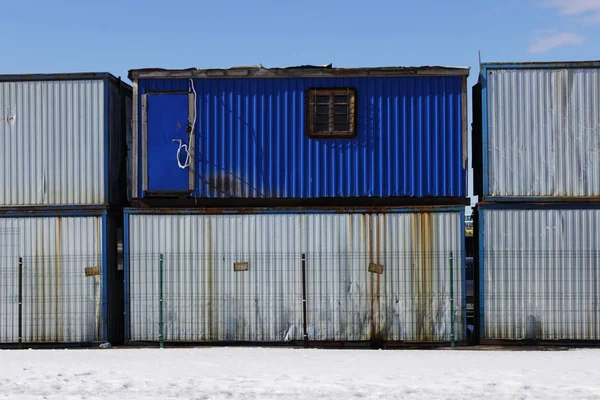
[0,74,132,345]
[473,61,600,342]
[125,65,470,345]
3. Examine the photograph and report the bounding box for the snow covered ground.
[1,347,600,399]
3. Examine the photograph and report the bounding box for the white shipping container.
[0,74,131,207]
[0,214,112,343]
[480,64,600,199]
[480,206,600,341]
[126,210,465,343]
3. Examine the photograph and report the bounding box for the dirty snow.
[1,347,600,399]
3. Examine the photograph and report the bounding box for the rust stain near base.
[56,217,63,342]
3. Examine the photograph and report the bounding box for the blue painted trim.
[124,211,131,341]
[477,202,600,211]
[482,61,600,70]
[104,78,111,205]
[478,207,485,340]
[0,207,108,218]
[101,211,109,342]
[137,82,144,200]
[480,67,489,198]
[123,206,465,215]
[460,209,467,338]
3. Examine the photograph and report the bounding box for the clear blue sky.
[4,0,600,210]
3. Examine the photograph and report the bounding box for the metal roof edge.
[475,202,600,210]
[0,205,110,218]
[0,72,124,83]
[123,205,465,215]
[480,60,600,70]
[128,66,470,80]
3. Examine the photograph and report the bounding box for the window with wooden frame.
[306,88,356,138]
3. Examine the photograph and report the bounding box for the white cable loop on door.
[173,78,196,169]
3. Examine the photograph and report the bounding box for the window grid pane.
[307,88,355,138]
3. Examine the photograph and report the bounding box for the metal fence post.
[18,257,23,349]
[450,251,455,349]
[159,253,164,349]
[301,253,308,348]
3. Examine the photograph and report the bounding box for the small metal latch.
[233,262,249,272]
[368,263,384,274]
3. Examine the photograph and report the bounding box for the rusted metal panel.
[126,210,464,343]
[305,212,464,342]
[479,206,600,341]
[0,215,106,343]
[480,64,600,199]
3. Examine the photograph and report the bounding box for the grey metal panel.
[127,211,464,343]
[482,208,600,340]
[305,212,463,342]
[487,68,600,197]
[0,80,106,206]
[0,216,104,343]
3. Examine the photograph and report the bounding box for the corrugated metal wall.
[0,216,104,343]
[136,76,466,199]
[0,80,105,206]
[127,211,464,343]
[481,207,600,340]
[486,68,600,198]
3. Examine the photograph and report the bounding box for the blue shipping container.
[129,65,469,202]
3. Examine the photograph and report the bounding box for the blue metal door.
[147,93,191,192]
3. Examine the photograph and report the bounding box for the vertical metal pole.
[301,253,308,348]
[450,251,455,349]
[159,253,164,349]
[18,257,23,349]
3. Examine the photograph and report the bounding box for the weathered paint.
[126,209,464,343]
[475,62,600,200]
[0,74,131,207]
[478,205,600,341]
[131,68,468,201]
[0,212,119,344]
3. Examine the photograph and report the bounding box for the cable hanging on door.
[172,78,196,169]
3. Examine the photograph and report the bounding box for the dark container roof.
[129,64,470,80]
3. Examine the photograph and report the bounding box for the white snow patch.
[1,347,599,399]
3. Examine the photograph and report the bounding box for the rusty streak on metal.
[206,218,213,339]
[56,217,63,341]
[18,257,23,349]
[301,253,308,348]
[369,215,376,342]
